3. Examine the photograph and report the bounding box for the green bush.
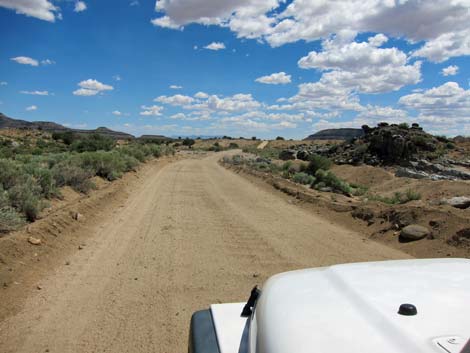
[78,151,128,181]
[0,138,175,231]
[228,143,239,149]
[182,138,195,148]
[314,169,352,195]
[367,189,421,205]
[7,177,43,221]
[0,207,26,233]
[306,154,332,175]
[33,168,59,198]
[71,134,115,152]
[0,159,21,189]
[52,131,77,145]
[281,161,293,171]
[292,172,315,185]
[51,161,94,193]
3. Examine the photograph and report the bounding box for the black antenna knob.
[398,303,417,316]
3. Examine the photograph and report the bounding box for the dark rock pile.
[330,122,440,165]
[283,123,442,165]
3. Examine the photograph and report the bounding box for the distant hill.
[0,112,135,140]
[304,128,364,141]
[139,134,173,142]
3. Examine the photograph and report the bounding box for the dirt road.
[0,153,410,353]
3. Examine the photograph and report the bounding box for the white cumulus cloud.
[0,0,59,22]
[255,72,291,85]
[152,0,470,61]
[74,1,87,12]
[140,105,164,116]
[298,34,422,94]
[194,91,209,99]
[26,105,37,111]
[73,79,114,96]
[170,84,183,89]
[441,65,459,76]
[11,56,39,66]
[399,81,470,119]
[154,94,194,106]
[204,42,225,51]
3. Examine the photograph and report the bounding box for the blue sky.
[1,0,469,138]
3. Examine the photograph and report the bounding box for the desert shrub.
[292,172,315,185]
[7,176,43,221]
[314,169,352,195]
[446,142,456,149]
[0,159,22,189]
[241,145,279,160]
[148,144,163,157]
[435,135,450,143]
[253,162,270,171]
[52,131,77,145]
[228,143,239,149]
[208,143,223,152]
[119,154,140,172]
[275,136,285,140]
[306,154,332,175]
[349,183,368,196]
[119,145,148,162]
[182,138,195,148]
[405,189,421,202]
[398,123,409,129]
[51,162,94,193]
[71,134,115,152]
[281,161,293,171]
[32,167,59,198]
[78,151,128,181]
[411,135,432,148]
[367,189,421,205]
[0,206,26,233]
[231,155,243,165]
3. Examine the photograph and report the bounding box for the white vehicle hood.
[252,258,470,353]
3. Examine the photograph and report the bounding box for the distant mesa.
[0,112,135,140]
[304,128,364,141]
[138,134,173,142]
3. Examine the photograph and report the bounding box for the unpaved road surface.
[0,153,410,353]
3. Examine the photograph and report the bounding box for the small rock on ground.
[401,224,430,241]
[443,196,470,209]
[27,236,42,245]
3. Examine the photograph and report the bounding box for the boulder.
[395,168,428,179]
[443,196,470,209]
[401,224,430,241]
[279,149,296,161]
[296,150,310,161]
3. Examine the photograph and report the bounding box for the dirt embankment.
[0,152,409,353]
[223,158,470,259]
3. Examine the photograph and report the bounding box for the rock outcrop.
[304,128,364,141]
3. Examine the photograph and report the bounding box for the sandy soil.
[0,152,410,353]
